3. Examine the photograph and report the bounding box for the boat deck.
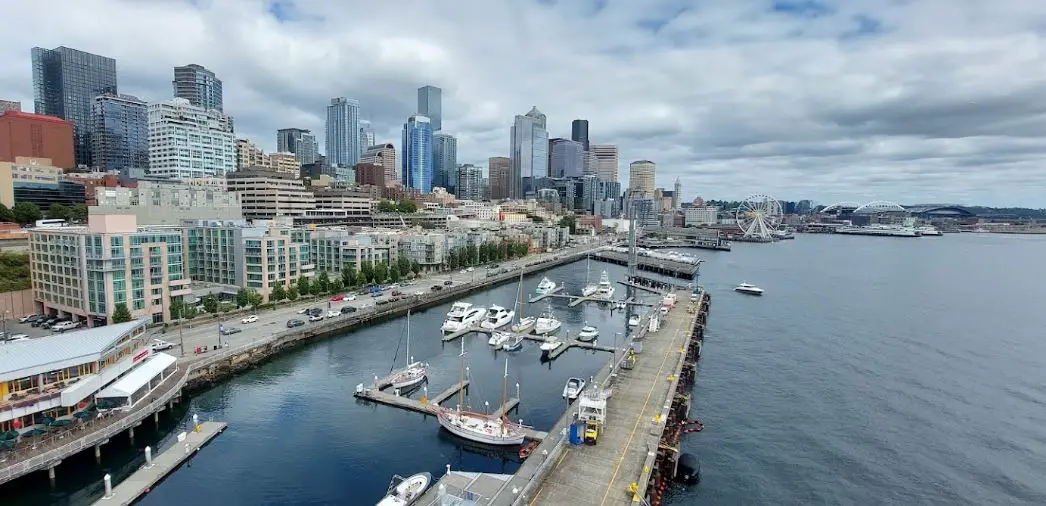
[527,286,564,303]
[440,326,617,360]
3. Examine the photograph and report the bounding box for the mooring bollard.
[103,473,113,498]
[145,446,153,467]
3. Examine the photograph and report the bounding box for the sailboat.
[533,299,562,335]
[437,342,527,446]
[510,269,536,333]
[388,310,428,390]
[581,256,598,297]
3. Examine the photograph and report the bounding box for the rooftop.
[0,319,148,381]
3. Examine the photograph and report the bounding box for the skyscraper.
[433,133,458,191]
[325,97,360,167]
[173,64,223,111]
[591,144,619,182]
[276,128,318,165]
[571,119,589,151]
[509,106,549,199]
[673,177,682,209]
[148,98,235,180]
[401,115,433,192]
[488,156,511,200]
[549,138,584,178]
[456,164,483,201]
[629,160,656,196]
[359,120,376,152]
[91,94,149,176]
[31,46,118,167]
[417,86,442,132]
[361,143,398,187]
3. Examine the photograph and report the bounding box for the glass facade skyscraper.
[325,97,360,167]
[401,115,433,192]
[277,128,318,165]
[417,86,442,132]
[509,106,548,199]
[173,64,223,111]
[91,94,149,176]
[571,119,590,151]
[359,120,376,153]
[433,132,457,192]
[549,138,584,178]
[31,46,118,168]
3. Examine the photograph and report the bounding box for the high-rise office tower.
[509,106,549,199]
[359,120,376,152]
[488,156,511,200]
[549,138,584,178]
[417,85,442,132]
[91,94,149,176]
[433,133,458,191]
[276,128,319,165]
[31,46,118,167]
[591,144,619,182]
[148,98,235,180]
[401,115,433,192]
[173,64,223,111]
[629,160,656,196]
[673,177,681,209]
[456,164,483,201]
[325,97,360,167]
[571,119,589,151]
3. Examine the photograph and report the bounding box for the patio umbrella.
[0,430,18,441]
[73,411,91,420]
[49,418,74,427]
[21,427,48,437]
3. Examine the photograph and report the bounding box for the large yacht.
[734,283,764,296]
[441,302,486,332]
[594,270,615,300]
[533,300,562,335]
[535,277,557,296]
[480,305,514,330]
[835,224,918,237]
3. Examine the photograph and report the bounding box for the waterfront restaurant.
[0,319,160,436]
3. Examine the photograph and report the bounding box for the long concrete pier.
[91,421,227,506]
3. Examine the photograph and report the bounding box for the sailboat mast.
[501,359,508,421]
[517,269,525,319]
[458,337,465,410]
[405,310,410,365]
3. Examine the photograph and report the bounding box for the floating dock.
[92,421,227,506]
[439,326,617,360]
[527,286,564,303]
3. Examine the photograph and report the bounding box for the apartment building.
[148,98,235,180]
[308,228,398,274]
[29,215,192,326]
[226,168,315,220]
[398,231,446,267]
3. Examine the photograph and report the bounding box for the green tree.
[182,305,198,320]
[287,284,299,301]
[202,294,219,314]
[396,200,418,213]
[46,203,71,221]
[411,261,421,276]
[373,261,388,284]
[236,287,250,308]
[376,200,397,212]
[12,202,42,226]
[0,203,14,223]
[271,281,286,302]
[111,302,132,323]
[359,260,374,284]
[247,289,263,310]
[397,255,411,276]
[342,263,357,287]
[169,297,185,321]
[0,251,31,292]
[297,276,311,297]
[71,203,88,223]
[330,278,343,295]
[389,263,401,283]
[355,271,367,286]
[529,214,545,223]
[559,215,577,234]
[314,270,331,294]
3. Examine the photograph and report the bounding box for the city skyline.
[1,2,1045,205]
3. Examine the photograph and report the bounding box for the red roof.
[0,111,71,125]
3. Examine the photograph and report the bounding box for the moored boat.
[442,303,486,332]
[576,324,599,342]
[535,277,557,295]
[734,283,764,296]
[438,350,528,446]
[480,305,514,330]
[562,377,586,400]
[501,334,524,351]
[388,311,428,390]
[627,315,640,327]
[533,300,562,335]
[376,472,432,506]
[488,331,512,348]
[594,270,615,299]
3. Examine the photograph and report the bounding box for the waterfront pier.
[591,251,699,280]
[438,326,617,360]
[527,286,564,303]
[415,288,712,506]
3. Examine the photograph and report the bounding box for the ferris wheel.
[735,194,783,240]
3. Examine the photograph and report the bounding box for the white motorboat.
[627,315,640,327]
[916,225,942,236]
[447,301,472,318]
[480,305,514,330]
[438,350,527,446]
[501,334,524,352]
[576,324,599,342]
[594,270,615,299]
[535,277,557,295]
[533,300,562,335]
[441,303,486,332]
[388,311,428,390]
[734,283,764,296]
[488,330,512,347]
[562,377,586,400]
[376,472,432,506]
[539,337,563,354]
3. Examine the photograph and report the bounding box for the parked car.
[297,308,310,314]
[149,339,174,351]
[3,336,30,344]
[18,314,37,323]
[286,319,305,328]
[459,270,467,274]
[431,285,443,291]
[308,314,324,322]
[466,267,475,272]
[443,280,453,286]
[330,295,344,302]
[326,310,340,318]
[340,306,357,314]
[371,291,384,298]
[41,318,60,329]
[52,321,81,332]
[221,327,242,336]
[241,315,259,324]
[345,294,357,301]
[375,299,391,306]
[307,308,323,316]
[391,290,402,296]
[414,291,425,296]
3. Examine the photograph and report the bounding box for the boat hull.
[734,288,763,296]
[511,318,536,333]
[480,312,514,329]
[577,331,598,342]
[502,338,523,351]
[534,320,562,335]
[437,410,526,446]
[377,472,432,506]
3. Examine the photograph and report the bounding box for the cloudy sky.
[2,0,1045,207]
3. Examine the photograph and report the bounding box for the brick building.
[0,112,75,169]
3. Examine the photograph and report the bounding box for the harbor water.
[4,233,1046,505]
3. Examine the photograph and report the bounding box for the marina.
[592,250,700,280]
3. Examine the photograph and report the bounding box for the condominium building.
[91,181,243,225]
[276,128,318,165]
[173,64,223,112]
[353,162,385,187]
[148,98,235,180]
[225,169,315,220]
[433,133,457,191]
[91,94,149,176]
[185,219,313,301]
[398,231,446,267]
[326,97,360,167]
[401,115,433,192]
[488,156,511,200]
[29,214,192,326]
[309,229,398,274]
[456,164,483,201]
[361,143,398,187]
[267,151,301,176]
[235,139,265,170]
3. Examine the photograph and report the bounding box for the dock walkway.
[440,326,617,360]
[92,421,227,506]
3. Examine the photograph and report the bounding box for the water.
[5,234,1046,505]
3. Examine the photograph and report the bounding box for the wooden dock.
[92,421,227,505]
[441,326,618,361]
[528,286,564,303]
[592,250,700,279]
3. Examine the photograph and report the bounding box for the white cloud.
[2,0,1046,206]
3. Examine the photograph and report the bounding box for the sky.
[2,0,1045,207]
